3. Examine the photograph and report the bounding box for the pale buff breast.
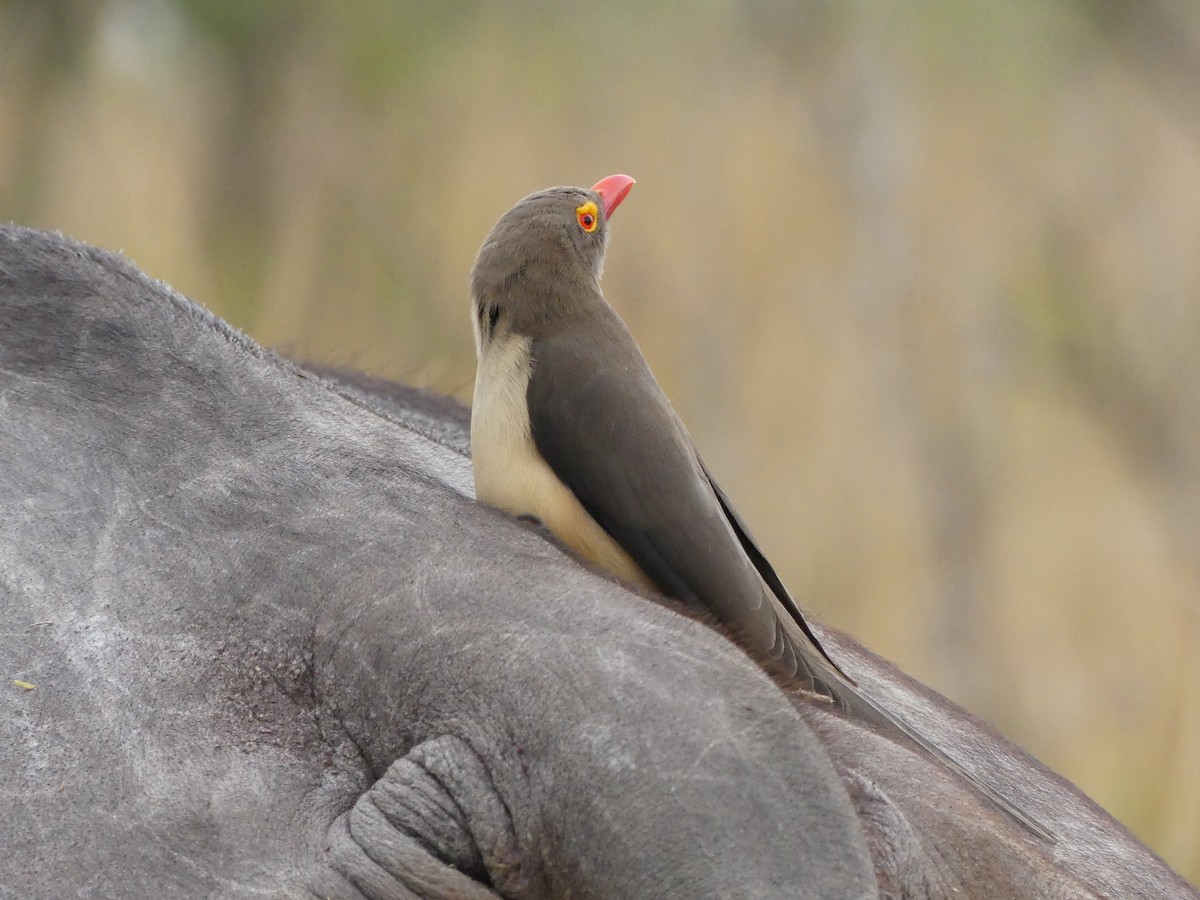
[471,331,655,592]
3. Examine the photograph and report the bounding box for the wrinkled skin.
[0,225,1194,899]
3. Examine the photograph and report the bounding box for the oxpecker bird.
[469,175,1049,841]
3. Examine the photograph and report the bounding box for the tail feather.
[784,626,1054,842]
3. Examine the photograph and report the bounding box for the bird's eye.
[576,201,599,233]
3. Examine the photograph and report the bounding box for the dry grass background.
[2,0,1198,881]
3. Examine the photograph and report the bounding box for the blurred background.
[2,0,1198,879]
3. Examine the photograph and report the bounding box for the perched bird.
[469,175,1049,840]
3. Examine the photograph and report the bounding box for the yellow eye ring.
[576,201,599,233]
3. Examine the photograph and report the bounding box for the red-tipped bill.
[591,174,635,218]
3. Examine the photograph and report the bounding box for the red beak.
[591,174,635,218]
